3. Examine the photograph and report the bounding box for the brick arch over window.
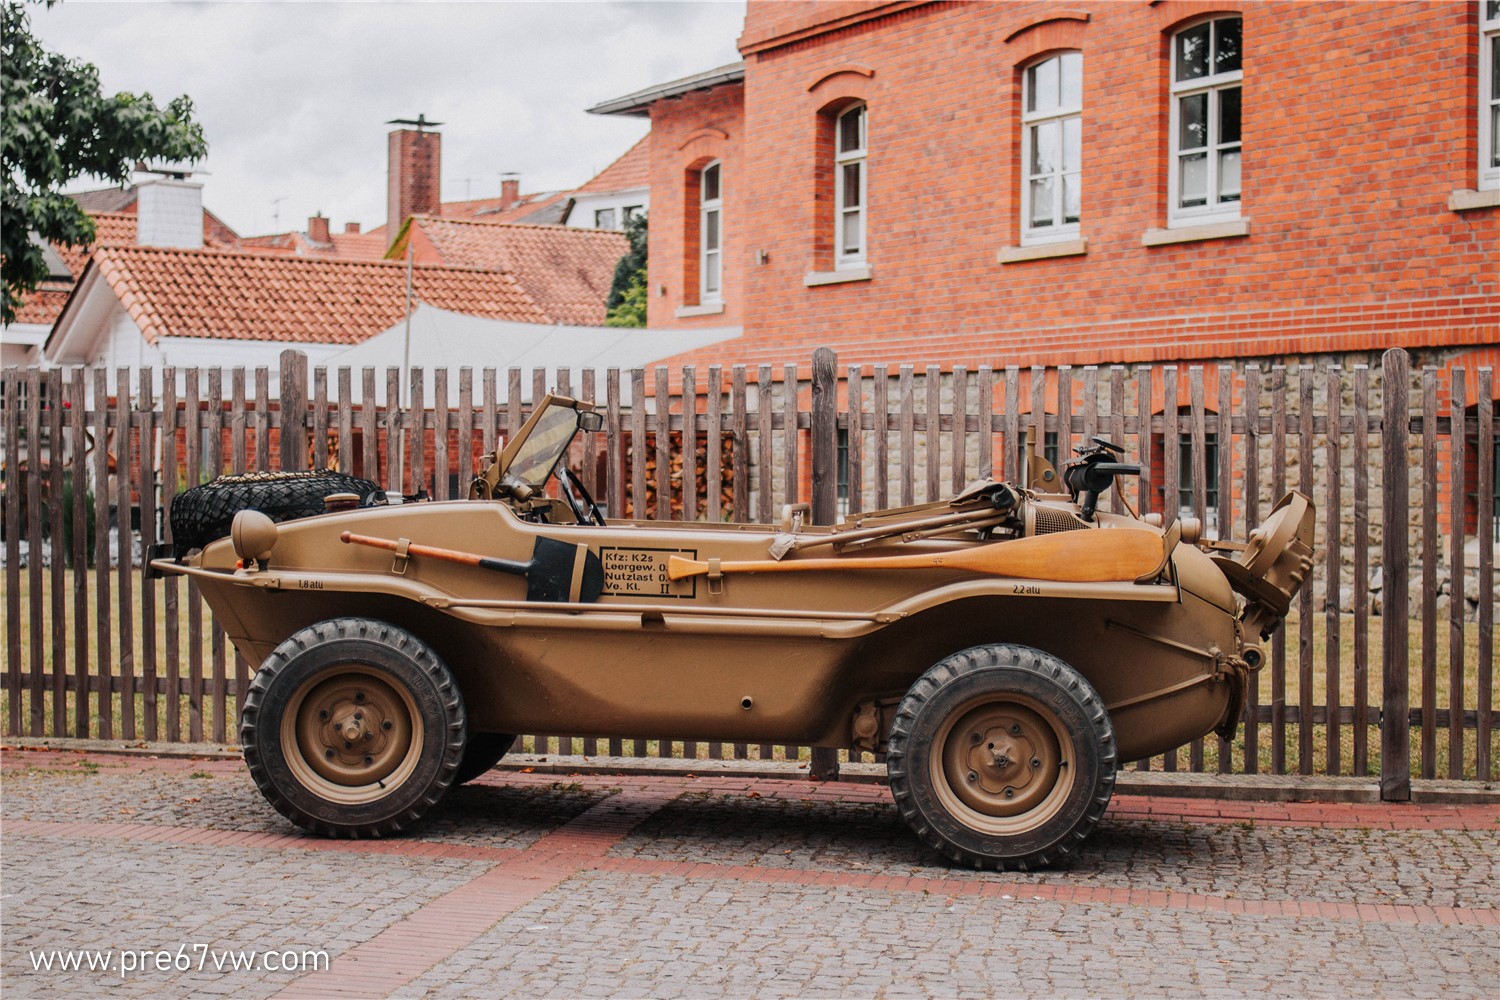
[1154,2,1243,33]
[1004,16,1087,64]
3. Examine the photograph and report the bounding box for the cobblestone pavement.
[2,748,1495,999]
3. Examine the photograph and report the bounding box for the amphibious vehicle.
[155,394,1314,869]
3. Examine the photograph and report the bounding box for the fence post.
[279,349,308,471]
[809,347,841,782]
[1380,348,1411,801]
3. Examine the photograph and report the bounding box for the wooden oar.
[341,531,603,602]
[667,528,1165,583]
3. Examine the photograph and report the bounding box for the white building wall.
[566,188,649,231]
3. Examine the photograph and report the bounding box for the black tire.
[170,470,385,557]
[240,618,466,837]
[454,732,517,785]
[886,643,1116,871]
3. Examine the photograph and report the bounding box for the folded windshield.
[506,401,584,487]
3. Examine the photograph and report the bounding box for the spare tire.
[170,470,386,557]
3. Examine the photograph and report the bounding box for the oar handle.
[340,531,530,577]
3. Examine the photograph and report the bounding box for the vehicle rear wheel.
[455,732,517,784]
[886,643,1115,870]
[241,618,466,837]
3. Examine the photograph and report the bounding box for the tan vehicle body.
[156,395,1315,869]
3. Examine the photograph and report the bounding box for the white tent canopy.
[324,305,741,405]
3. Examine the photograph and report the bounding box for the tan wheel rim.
[280,666,423,805]
[929,692,1077,837]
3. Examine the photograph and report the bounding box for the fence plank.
[361,368,379,484]
[185,369,204,743]
[113,370,136,739]
[1135,366,1153,520]
[1082,366,1099,458]
[433,369,449,500]
[925,365,941,503]
[161,369,181,742]
[93,367,112,740]
[207,369,226,743]
[607,369,623,518]
[1242,364,1261,773]
[2,370,16,736]
[279,351,307,471]
[1161,368,1179,773]
[847,366,864,515]
[26,368,44,736]
[48,369,66,737]
[1420,367,1438,779]
[1324,366,1343,775]
[1379,348,1411,801]
[1004,367,1020,486]
[757,365,774,522]
[630,369,647,518]
[707,366,723,522]
[977,365,993,484]
[313,367,329,470]
[874,366,890,509]
[137,372,157,741]
[1298,365,1315,775]
[809,347,840,781]
[408,369,425,497]
[899,365,915,507]
[1189,366,1206,771]
[1057,365,1073,463]
[1477,368,1494,781]
[731,367,748,522]
[785,363,800,508]
[682,367,698,522]
[338,368,354,476]
[254,368,270,472]
[1447,368,1467,780]
[1353,365,1370,776]
[655,366,671,519]
[952,365,969,494]
[582,369,599,508]
[1217,365,1234,771]
[70,368,89,737]
[1270,366,1287,775]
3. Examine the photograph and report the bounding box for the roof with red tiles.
[439,190,572,226]
[391,216,628,327]
[76,245,550,345]
[238,229,391,261]
[574,135,650,195]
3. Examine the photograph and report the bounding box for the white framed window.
[1169,16,1242,226]
[699,161,722,302]
[1021,51,1082,244]
[594,207,617,230]
[835,103,867,266]
[1482,1,1500,191]
[623,204,644,224]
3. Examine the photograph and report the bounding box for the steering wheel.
[556,466,605,526]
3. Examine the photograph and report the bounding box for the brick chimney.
[135,175,204,249]
[307,213,331,244]
[387,126,442,232]
[344,222,361,234]
[501,173,520,209]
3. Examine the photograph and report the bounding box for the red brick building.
[591,1,1498,379]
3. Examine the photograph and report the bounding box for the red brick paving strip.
[271,790,673,1000]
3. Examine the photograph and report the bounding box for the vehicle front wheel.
[241,618,466,837]
[886,643,1116,870]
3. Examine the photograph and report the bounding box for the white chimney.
[135,176,204,249]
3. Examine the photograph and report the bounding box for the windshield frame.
[494,394,597,489]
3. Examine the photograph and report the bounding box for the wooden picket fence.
[1,347,1494,795]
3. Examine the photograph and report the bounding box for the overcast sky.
[31,0,747,237]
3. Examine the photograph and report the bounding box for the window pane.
[1176,22,1210,81]
[1214,17,1242,74]
[703,164,720,202]
[1486,0,1498,21]
[1493,35,1499,104]
[704,253,720,294]
[1063,174,1080,224]
[1031,120,1060,175]
[1219,150,1241,201]
[1219,87,1241,145]
[1180,152,1208,207]
[594,208,616,230]
[1492,105,1499,168]
[1030,178,1055,226]
[839,106,864,153]
[1061,52,1082,109]
[704,209,719,251]
[841,210,861,254]
[842,162,862,209]
[623,205,642,222]
[1029,57,1059,113]
[1179,93,1208,150]
[1063,116,1081,172]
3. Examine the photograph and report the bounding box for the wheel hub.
[291,672,416,788]
[942,702,1064,819]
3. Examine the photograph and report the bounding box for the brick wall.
[645,1,1497,379]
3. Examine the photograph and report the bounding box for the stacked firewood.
[626,431,736,520]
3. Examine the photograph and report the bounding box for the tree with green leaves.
[1,0,207,323]
[604,211,647,328]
